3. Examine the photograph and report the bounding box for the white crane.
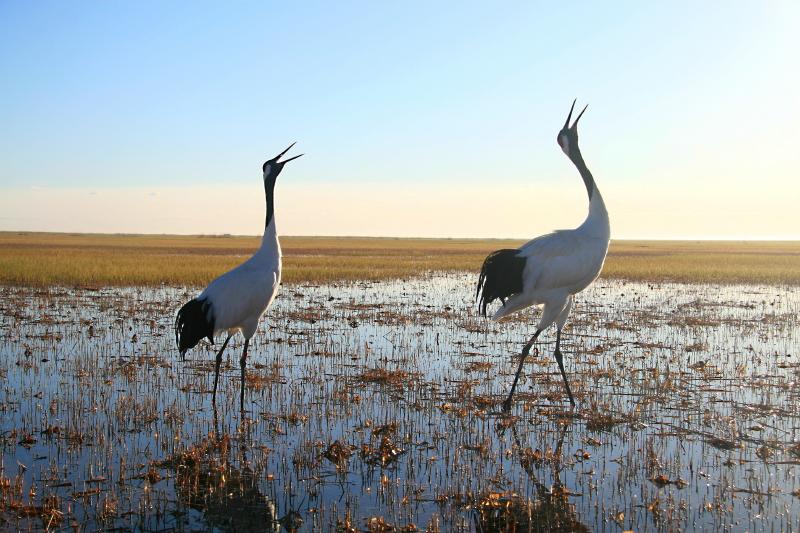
[175,143,302,409]
[476,101,610,411]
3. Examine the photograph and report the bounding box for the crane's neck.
[264,178,277,231]
[569,146,596,201]
[257,179,282,261]
[570,145,610,240]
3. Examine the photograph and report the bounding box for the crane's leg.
[239,339,250,411]
[554,329,575,407]
[502,329,542,412]
[212,334,232,405]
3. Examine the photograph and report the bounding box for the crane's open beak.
[564,99,588,131]
[274,142,303,164]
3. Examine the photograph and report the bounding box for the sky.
[1,1,798,239]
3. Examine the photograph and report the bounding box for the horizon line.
[1,230,798,243]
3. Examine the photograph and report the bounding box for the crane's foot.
[501,396,513,413]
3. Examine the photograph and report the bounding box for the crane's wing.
[200,264,280,333]
[519,230,605,293]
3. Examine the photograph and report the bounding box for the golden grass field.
[1,231,799,287]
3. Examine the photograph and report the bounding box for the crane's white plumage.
[494,192,609,321]
[200,226,282,340]
[476,101,610,410]
[175,143,301,409]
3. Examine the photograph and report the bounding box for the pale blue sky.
[1,2,798,238]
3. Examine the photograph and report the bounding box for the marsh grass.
[1,232,798,286]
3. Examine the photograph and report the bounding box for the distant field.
[1,232,799,286]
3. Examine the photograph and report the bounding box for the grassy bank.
[1,232,799,287]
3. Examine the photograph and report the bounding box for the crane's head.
[262,142,303,182]
[557,99,587,158]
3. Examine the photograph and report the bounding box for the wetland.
[1,274,799,531]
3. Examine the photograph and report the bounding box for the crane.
[476,101,610,411]
[174,143,302,409]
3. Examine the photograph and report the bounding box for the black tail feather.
[476,249,526,317]
[175,297,215,357]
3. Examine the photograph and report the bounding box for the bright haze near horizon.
[1,2,798,240]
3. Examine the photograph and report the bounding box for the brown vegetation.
[1,231,799,286]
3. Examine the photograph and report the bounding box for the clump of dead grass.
[357,368,417,389]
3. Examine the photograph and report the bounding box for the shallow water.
[1,274,799,531]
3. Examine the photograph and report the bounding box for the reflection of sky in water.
[1,275,798,531]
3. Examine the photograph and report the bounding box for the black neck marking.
[264,177,276,230]
[569,145,595,200]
